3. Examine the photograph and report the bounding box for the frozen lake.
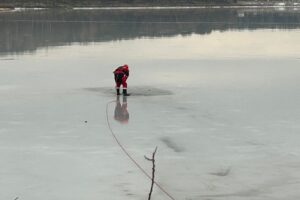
[1,8,300,200]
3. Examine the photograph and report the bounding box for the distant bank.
[0,0,299,9]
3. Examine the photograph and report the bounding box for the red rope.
[106,100,176,200]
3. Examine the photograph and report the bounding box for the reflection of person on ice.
[114,95,129,124]
[113,64,130,96]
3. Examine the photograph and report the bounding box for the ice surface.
[84,86,173,96]
[0,18,300,200]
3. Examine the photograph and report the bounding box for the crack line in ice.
[106,100,177,200]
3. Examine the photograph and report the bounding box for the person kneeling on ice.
[113,64,130,96]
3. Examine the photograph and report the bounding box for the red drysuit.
[113,65,129,90]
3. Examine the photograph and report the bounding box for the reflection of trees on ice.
[1,8,300,54]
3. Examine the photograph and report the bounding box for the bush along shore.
[0,0,299,9]
[0,4,14,10]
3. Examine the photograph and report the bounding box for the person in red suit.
[113,64,130,96]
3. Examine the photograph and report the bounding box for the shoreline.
[1,2,300,11]
[73,5,300,9]
[1,5,300,11]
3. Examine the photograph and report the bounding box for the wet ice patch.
[83,86,173,96]
[209,167,231,177]
[160,136,184,153]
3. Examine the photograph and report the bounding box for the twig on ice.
[145,147,158,200]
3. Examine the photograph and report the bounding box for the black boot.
[123,89,130,96]
[116,89,120,95]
